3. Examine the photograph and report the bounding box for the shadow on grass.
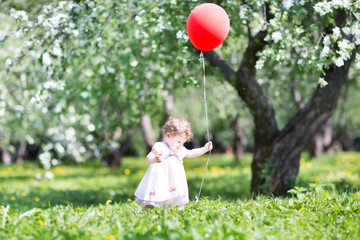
[0,187,134,211]
[187,173,251,201]
[295,178,360,194]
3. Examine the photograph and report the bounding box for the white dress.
[134,142,189,208]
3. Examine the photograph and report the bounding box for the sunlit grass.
[0,152,359,239]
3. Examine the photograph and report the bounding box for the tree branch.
[203,51,236,86]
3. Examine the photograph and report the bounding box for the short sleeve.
[178,146,188,160]
[151,142,166,155]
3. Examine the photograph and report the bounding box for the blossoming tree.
[2,0,360,195]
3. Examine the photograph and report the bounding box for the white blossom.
[320,46,330,58]
[52,45,63,56]
[10,10,29,21]
[332,27,341,39]
[342,27,351,35]
[55,143,65,155]
[65,127,76,142]
[86,135,94,142]
[42,52,52,66]
[39,151,51,170]
[283,0,293,9]
[106,66,115,73]
[334,57,344,67]
[135,15,143,25]
[323,36,331,46]
[73,29,79,37]
[130,60,138,67]
[314,1,333,16]
[332,0,351,9]
[318,77,328,88]
[43,80,65,90]
[239,5,249,19]
[87,123,96,132]
[45,171,54,179]
[271,31,282,43]
[4,58,12,68]
[51,159,59,166]
[176,30,188,40]
[255,59,265,70]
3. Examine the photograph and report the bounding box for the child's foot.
[145,205,154,211]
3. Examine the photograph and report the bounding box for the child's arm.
[146,148,164,164]
[185,141,213,158]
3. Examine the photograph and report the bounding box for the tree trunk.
[140,114,156,147]
[251,62,352,196]
[1,147,11,165]
[307,118,333,158]
[15,141,27,164]
[103,127,137,168]
[231,117,247,162]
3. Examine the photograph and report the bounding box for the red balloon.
[186,3,230,52]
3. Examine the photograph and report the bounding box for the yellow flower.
[0,206,4,209]
[21,192,27,197]
[106,236,116,240]
[35,197,40,202]
[299,206,305,211]
[11,196,16,201]
[38,220,45,226]
[124,169,131,175]
[132,201,138,206]
[106,199,112,205]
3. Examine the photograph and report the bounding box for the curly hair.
[162,117,193,141]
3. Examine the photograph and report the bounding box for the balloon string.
[195,51,212,202]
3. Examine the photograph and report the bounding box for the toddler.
[134,117,212,210]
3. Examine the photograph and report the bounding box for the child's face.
[165,134,187,151]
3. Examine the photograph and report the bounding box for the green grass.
[0,152,360,239]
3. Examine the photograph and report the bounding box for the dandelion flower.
[106,236,116,240]
[35,197,40,202]
[21,192,27,197]
[106,199,112,205]
[11,196,16,201]
[132,201,138,206]
[124,169,131,175]
[38,220,45,226]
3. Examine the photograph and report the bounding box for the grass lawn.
[0,152,359,239]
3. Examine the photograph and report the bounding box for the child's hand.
[152,149,164,163]
[204,141,213,152]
